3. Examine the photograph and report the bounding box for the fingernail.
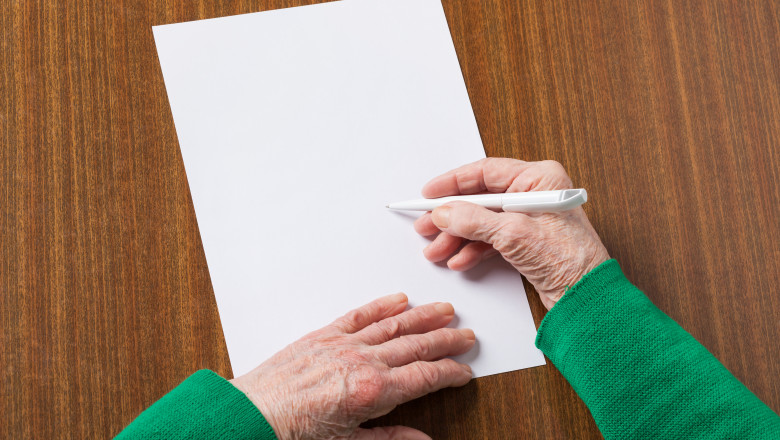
[431,206,451,228]
[459,328,476,341]
[462,363,473,376]
[387,292,407,303]
[434,302,454,315]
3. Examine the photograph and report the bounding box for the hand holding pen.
[396,158,609,310]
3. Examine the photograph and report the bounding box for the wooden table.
[3,0,778,438]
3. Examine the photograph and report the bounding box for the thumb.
[350,425,432,440]
[431,201,524,245]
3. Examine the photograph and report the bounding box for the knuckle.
[481,157,500,170]
[457,206,491,237]
[541,160,565,174]
[346,366,385,408]
[445,328,462,345]
[437,358,459,371]
[454,170,485,193]
[433,329,457,348]
[437,359,464,380]
[412,336,432,360]
[484,160,520,191]
[484,157,516,167]
[376,318,402,341]
[342,308,367,328]
[541,160,573,188]
[459,213,480,234]
[415,363,441,390]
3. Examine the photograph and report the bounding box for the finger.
[446,242,497,271]
[389,359,473,403]
[350,426,432,440]
[413,212,439,236]
[330,293,409,334]
[355,302,455,345]
[422,231,462,263]
[374,327,476,367]
[422,157,533,198]
[431,201,534,247]
[505,160,573,192]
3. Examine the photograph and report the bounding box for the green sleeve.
[535,259,780,439]
[115,369,278,440]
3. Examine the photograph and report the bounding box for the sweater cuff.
[535,259,627,353]
[115,370,278,439]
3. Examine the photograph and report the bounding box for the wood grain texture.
[1,0,778,438]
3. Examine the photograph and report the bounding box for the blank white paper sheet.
[153,0,545,377]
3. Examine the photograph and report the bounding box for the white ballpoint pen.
[386,189,587,213]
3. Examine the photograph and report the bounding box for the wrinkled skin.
[415,158,610,309]
[231,158,608,439]
[231,294,475,440]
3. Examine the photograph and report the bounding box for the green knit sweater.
[116,260,780,439]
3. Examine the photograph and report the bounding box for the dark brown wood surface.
[2,0,778,438]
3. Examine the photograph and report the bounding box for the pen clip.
[503,189,587,213]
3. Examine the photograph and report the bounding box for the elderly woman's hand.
[414,158,610,310]
[230,293,474,440]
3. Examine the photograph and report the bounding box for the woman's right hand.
[414,158,610,310]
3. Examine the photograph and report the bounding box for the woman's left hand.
[230,292,475,440]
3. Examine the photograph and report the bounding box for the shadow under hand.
[453,336,480,365]
[363,375,480,438]
[459,256,519,283]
